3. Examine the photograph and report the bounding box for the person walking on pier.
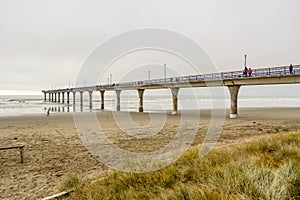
[243,67,248,77]
[289,64,293,74]
[248,67,252,77]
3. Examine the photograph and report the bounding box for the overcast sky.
[0,0,299,95]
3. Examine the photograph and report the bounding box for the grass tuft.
[63,132,300,199]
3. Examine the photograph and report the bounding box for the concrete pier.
[57,92,60,103]
[62,92,65,103]
[72,92,76,105]
[116,90,121,111]
[228,85,241,118]
[80,91,83,107]
[138,89,145,112]
[171,88,179,114]
[89,91,93,109]
[42,65,300,118]
[66,92,70,104]
[100,91,105,110]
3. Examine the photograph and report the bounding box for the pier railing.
[98,65,300,89]
[45,65,300,92]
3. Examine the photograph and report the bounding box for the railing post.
[20,146,24,164]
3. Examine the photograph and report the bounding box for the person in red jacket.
[248,67,253,77]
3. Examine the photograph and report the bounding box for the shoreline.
[1,107,300,199]
[0,106,300,118]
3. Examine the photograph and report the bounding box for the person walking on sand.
[248,67,253,77]
[47,108,51,116]
[289,64,293,74]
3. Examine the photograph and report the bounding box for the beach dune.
[1,107,300,199]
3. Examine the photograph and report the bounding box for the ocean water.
[0,94,300,117]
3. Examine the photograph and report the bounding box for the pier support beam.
[62,92,65,103]
[67,92,70,104]
[171,88,180,114]
[57,92,60,103]
[51,93,54,102]
[116,90,121,111]
[48,93,51,101]
[54,93,57,102]
[72,92,76,105]
[80,91,83,107]
[43,92,46,101]
[89,91,93,109]
[100,91,105,110]
[228,85,241,118]
[138,89,145,112]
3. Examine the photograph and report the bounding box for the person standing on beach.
[289,64,293,74]
[47,108,51,116]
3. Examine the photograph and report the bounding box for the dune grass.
[63,132,300,199]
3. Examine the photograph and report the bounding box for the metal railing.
[100,65,300,89]
[44,65,300,92]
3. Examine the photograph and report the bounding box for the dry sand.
[1,107,300,199]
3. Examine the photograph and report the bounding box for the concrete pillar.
[116,90,121,111]
[138,89,145,112]
[72,92,76,105]
[89,91,93,109]
[100,90,105,110]
[48,93,51,101]
[171,88,180,114]
[51,93,54,102]
[228,85,241,118]
[80,91,83,107]
[67,92,70,104]
[54,93,57,102]
[57,92,60,103]
[62,92,65,103]
[43,92,46,101]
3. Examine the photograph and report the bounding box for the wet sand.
[1,107,300,199]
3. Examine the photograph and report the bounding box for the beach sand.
[1,107,300,199]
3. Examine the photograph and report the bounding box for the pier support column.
[48,93,51,101]
[57,92,60,103]
[54,93,57,102]
[72,92,76,105]
[80,91,83,107]
[100,91,105,110]
[43,92,46,101]
[171,88,180,115]
[62,92,65,103]
[51,93,54,102]
[116,90,121,111]
[228,85,241,118]
[67,92,70,104]
[89,91,93,109]
[138,89,145,112]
